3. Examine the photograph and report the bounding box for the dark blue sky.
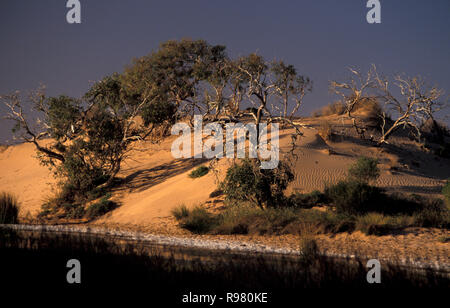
[1,0,449,143]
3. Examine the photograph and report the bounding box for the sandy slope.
[0,141,56,217]
[0,122,448,224]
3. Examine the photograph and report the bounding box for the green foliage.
[62,203,85,219]
[46,95,82,139]
[324,180,384,215]
[347,156,380,184]
[35,73,172,218]
[188,166,209,178]
[86,194,117,219]
[178,206,217,234]
[214,205,298,235]
[122,39,226,123]
[0,192,19,224]
[289,190,326,209]
[220,159,294,209]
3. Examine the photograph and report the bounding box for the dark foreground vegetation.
[0,192,19,224]
[0,227,448,295]
[174,157,450,236]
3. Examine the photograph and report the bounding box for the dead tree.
[330,65,378,139]
[374,72,447,144]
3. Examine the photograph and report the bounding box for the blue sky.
[1,0,449,143]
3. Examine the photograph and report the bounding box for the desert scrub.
[347,156,380,184]
[213,204,351,236]
[0,192,19,224]
[188,166,209,178]
[215,205,298,235]
[176,206,217,234]
[86,194,117,219]
[324,180,384,215]
[289,190,326,209]
[413,198,449,228]
[171,204,189,220]
[220,159,294,209]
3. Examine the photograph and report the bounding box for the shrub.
[294,209,355,234]
[324,180,384,215]
[171,204,190,220]
[220,159,294,209]
[0,192,19,224]
[443,180,450,207]
[289,190,326,209]
[63,203,86,219]
[348,156,380,184]
[355,213,393,235]
[299,237,320,264]
[215,205,298,235]
[179,206,217,234]
[413,198,449,228]
[86,195,117,219]
[189,166,209,178]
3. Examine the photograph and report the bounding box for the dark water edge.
[0,226,448,305]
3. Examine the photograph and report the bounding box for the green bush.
[179,206,217,234]
[413,198,449,228]
[63,203,85,219]
[215,205,298,235]
[348,156,380,184]
[289,190,326,209]
[188,166,209,178]
[220,159,294,209]
[0,192,19,224]
[86,195,117,219]
[324,180,383,215]
[171,204,190,220]
[355,213,396,235]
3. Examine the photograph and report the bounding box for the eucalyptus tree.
[1,73,174,212]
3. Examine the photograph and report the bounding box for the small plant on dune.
[86,194,117,219]
[348,156,380,184]
[0,192,19,224]
[171,204,190,220]
[188,166,209,178]
[324,180,383,215]
[220,159,294,209]
[178,206,217,234]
